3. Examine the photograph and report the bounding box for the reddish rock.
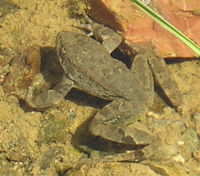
[88,0,200,58]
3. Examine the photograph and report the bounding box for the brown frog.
[26,19,182,161]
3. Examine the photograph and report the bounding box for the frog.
[26,17,182,162]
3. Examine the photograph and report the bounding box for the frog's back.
[57,31,144,102]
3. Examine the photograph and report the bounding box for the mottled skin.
[26,21,182,161]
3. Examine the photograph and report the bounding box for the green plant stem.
[130,0,200,56]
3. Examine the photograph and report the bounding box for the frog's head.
[56,31,81,72]
[56,31,95,73]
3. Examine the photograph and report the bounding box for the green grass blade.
[130,0,200,56]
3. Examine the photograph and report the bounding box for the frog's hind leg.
[147,46,182,108]
[130,49,154,107]
[89,99,177,162]
[26,76,74,109]
[77,14,123,54]
[89,99,149,144]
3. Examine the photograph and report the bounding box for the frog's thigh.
[90,99,149,144]
[130,50,154,105]
[148,55,182,108]
[26,76,74,109]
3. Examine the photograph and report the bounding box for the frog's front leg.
[26,76,74,109]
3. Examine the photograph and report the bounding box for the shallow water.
[0,0,200,175]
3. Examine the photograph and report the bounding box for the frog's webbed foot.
[99,141,177,162]
[26,76,74,109]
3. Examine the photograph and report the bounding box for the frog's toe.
[26,86,36,108]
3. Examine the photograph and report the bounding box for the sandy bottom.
[0,0,200,175]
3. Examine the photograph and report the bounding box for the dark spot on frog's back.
[118,128,135,144]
